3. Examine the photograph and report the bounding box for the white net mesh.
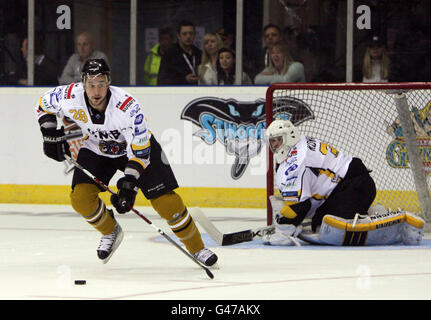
[267,84,431,218]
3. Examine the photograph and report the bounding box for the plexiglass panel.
[1,0,430,86]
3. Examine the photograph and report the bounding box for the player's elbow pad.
[132,146,151,159]
[126,145,151,178]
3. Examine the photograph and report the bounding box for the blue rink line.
[155,234,431,250]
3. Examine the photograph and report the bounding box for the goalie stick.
[64,155,214,280]
[190,207,318,246]
[190,207,255,246]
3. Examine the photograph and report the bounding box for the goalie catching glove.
[110,175,139,213]
[40,126,71,162]
[261,223,303,246]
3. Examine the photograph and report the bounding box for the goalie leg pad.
[151,191,204,254]
[269,195,284,224]
[70,183,116,235]
[320,211,424,246]
[402,212,425,245]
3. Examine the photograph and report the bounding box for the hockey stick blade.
[222,230,254,245]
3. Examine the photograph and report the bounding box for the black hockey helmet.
[81,59,111,84]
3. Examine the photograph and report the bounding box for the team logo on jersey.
[385,100,431,174]
[99,140,127,155]
[181,96,313,180]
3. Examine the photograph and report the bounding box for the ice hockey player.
[34,59,218,266]
[262,119,424,246]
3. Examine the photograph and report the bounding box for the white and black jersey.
[35,82,180,199]
[35,83,151,176]
[275,135,353,219]
[275,134,376,230]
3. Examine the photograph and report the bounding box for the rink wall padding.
[0,184,266,208]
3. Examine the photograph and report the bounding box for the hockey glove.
[40,126,71,162]
[111,175,139,214]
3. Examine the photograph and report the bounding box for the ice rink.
[1,203,431,301]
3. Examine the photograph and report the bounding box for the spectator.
[59,31,109,85]
[216,47,252,85]
[143,27,174,85]
[18,37,59,86]
[157,20,202,85]
[254,40,305,85]
[362,35,390,83]
[198,32,224,85]
[217,28,235,50]
[255,24,282,76]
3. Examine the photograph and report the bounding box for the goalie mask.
[266,119,300,163]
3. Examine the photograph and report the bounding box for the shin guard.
[70,183,116,235]
[151,191,204,254]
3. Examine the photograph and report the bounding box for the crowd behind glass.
[1,0,430,86]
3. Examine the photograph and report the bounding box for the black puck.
[74,280,86,285]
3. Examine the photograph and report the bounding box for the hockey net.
[265,83,431,225]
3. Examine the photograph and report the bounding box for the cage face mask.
[266,119,300,163]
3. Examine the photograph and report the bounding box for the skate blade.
[209,262,220,269]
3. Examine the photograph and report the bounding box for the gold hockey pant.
[70,183,116,235]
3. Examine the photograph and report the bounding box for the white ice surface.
[1,203,431,300]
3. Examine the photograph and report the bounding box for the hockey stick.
[64,155,214,279]
[190,207,318,246]
[190,207,254,246]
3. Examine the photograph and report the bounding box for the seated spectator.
[157,20,201,85]
[362,35,390,83]
[198,32,224,85]
[253,24,282,78]
[143,26,174,85]
[18,37,59,86]
[216,47,252,85]
[217,28,235,50]
[254,40,305,85]
[59,31,109,85]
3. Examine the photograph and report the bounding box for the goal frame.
[265,82,431,226]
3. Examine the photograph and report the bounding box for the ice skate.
[97,223,124,264]
[193,247,218,267]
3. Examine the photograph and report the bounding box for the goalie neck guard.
[266,119,300,164]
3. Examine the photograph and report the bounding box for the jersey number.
[320,142,339,157]
[69,109,88,123]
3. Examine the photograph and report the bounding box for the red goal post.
[265,82,431,226]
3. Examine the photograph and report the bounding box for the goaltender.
[263,119,424,246]
[34,59,218,266]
